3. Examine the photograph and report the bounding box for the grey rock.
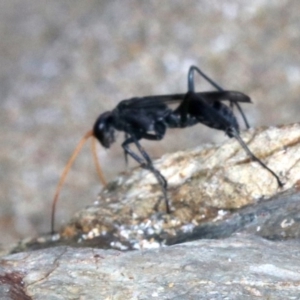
[2,235,300,299]
[171,186,300,244]
[3,123,300,299]
[10,123,300,253]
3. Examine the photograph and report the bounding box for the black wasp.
[51,66,283,233]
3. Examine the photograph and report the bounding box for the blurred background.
[1,0,300,248]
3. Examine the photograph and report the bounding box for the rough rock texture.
[3,124,300,298]
[11,123,300,253]
[2,236,300,299]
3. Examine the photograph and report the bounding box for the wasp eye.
[93,112,115,148]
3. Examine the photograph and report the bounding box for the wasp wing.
[117,91,251,110]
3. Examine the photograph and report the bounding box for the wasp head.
[93,111,115,148]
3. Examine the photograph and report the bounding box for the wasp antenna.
[91,136,107,186]
[51,130,94,234]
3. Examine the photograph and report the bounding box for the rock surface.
[3,123,300,299]
[2,235,300,299]
[12,123,300,253]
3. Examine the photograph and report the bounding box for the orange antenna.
[51,130,94,234]
[91,136,107,186]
